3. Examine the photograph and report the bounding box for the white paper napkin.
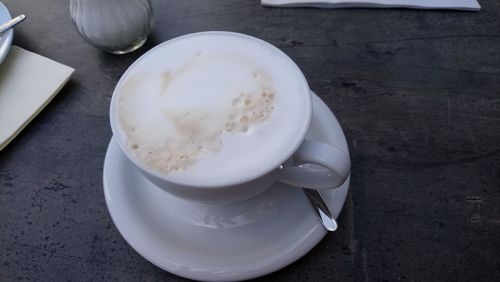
[0,46,74,151]
[262,0,481,11]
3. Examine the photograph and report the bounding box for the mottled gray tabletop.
[1,0,499,281]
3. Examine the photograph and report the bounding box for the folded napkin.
[262,0,481,11]
[0,46,74,151]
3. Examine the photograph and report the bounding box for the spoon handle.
[303,188,338,231]
[0,14,26,34]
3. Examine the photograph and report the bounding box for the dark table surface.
[1,0,499,281]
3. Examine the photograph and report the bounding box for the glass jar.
[70,0,154,54]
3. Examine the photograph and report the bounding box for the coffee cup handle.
[278,139,350,189]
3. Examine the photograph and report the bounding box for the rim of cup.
[109,31,312,189]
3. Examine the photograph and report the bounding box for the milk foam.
[113,32,310,186]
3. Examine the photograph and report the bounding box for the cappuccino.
[112,32,311,186]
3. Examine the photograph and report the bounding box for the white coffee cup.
[109,31,350,204]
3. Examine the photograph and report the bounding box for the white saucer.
[103,93,350,281]
[0,1,13,64]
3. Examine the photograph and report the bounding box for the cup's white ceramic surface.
[110,31,350,204]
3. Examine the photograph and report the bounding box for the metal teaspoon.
[303,188,338,231]
[0,14,26,34]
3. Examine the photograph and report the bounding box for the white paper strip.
[262,0,481,11]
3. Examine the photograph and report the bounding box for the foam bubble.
[221,91,275,135]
